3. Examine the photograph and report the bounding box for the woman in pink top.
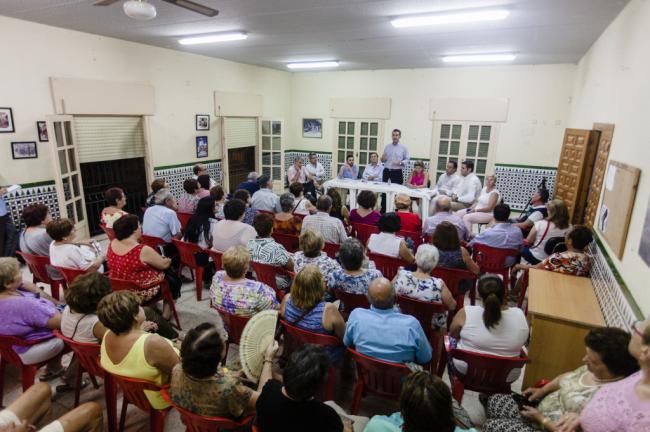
[349,190,381,225]
[100,187,128,228]
[406,160,428,188]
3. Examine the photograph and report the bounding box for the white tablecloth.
[322,178,435,227]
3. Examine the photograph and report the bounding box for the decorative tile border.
[153,160,222,201]
[6,183,60,230]
[495,165,557,211]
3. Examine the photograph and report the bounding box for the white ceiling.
[0,0,629,71]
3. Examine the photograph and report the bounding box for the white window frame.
[333,119,384,178]
[259,118,284,193]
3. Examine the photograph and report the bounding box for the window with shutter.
[75,116,145,163]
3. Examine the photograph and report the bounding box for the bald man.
[343,277,432,364]
[423,195,469,240]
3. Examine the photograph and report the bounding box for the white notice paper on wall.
[605,165,617,191]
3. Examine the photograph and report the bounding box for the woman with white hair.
[392,244,456,328]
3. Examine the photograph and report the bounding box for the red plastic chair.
[445,336,529,402]
[431,267,479,307]
[257,209,275,216]
[272,232,300,253]
[140,234,168,252]
[250,261,291,300]
[109,374,171,432]
[109,277,182,330]
[323,242,340,259]
[205,249,224,273]
[366,252,410,280]
[396,295,447,374]
[347,348,411,414]
[160,388,254,432]
[333,290,370,317]
[100,223,116,241]
[53,331,117,432]
[52,265,107,287]
[210,303,251,360]
[16,251,66,300]
[172,239,206,301]
[292,212,307,221]
[398,230,424,250]
[280,320,343,400]
[0,335,60,406]
[351,223,379,246]
[472,243,519,289]
[176,212,193,232]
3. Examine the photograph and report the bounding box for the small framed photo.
[196,114,210,131]
[36,121,48,142]
[302,118,322,138]
[11,141,38,159]
[0,107,15,133]
[196,136,208,158]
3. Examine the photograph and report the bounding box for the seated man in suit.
[343,277,432,364]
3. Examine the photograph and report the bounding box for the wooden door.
[584,123,615,228]
[46,115,90,238]
[228,147,256,192]
[554,128,599,224]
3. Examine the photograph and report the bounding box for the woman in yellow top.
[98,291,179,409]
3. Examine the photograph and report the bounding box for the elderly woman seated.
[19,203,60,280]
[48,218,105,272]
[100,187,129,228]
[348,190,380,225]
[327,238,382,295]
[273,193,303,235]
[288,182,314,216]
[395,193,422,233]
[210,185,226,219]
[249,213,294,290]
[210,199,257,252]
[170,322,278,418]
[61,272,112,343]
[177,179,201,214]
[367,212,415,263]
[432,222,479,274]
[0,257,77,387]
[98,291,179,410]
[483,327,639,432]
[210,245,278,317]
[393,244,456,329]
[293,230,341,275]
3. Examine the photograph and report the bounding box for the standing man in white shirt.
[380,129,409,212]
[304,152,325,199]
[450,160,482,211]
[362,152,384,181]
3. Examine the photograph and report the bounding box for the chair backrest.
[397,230,424,250]
[351,223,380,246]
[140,235,168,251]
[109,374,166,413]
[272,232,300,253]
[176,212,193,231]
[250,261,286,291]
[472,244,519,273]
[322,242,340,259]
[280,319,342,356]
[257,209,275,216]
[211,304,250,346]
[366,252,409,280]
[205,249,224,271]
[16,251,53,283]
[0,334,53,366]
[348,348,410,398]
[172,238,205,268]
[396,295,446,338]
[53,330,103,378]
[160,389,253,432]
[109,276,143,292]
[52,265,90,286]
[431,267,478,305]
[333,289,370,312]
[100,223,116,241]
[292,212,306,221]
[446,337,528,395]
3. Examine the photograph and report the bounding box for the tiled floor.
[6,254,523,431]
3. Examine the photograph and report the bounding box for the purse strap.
[533,221,552,248]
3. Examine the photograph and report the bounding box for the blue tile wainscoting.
[153,160,222,201]
[5,183,60,231]
[494,164,557,211]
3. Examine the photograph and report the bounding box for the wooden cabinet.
[554,129,600,224]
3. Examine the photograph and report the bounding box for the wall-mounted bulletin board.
[597,160,641,259]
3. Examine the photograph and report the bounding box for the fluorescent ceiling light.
[287,61,340,70]
[178,32,248,45]
[391,8,509,28]
[442,54,517,63]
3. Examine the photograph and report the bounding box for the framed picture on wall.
[196,114,210,131]
[36,121,48,142]
[196,136,208,158]
[0,107,15,133]
[302,118,322,138]
[11,141,38,159]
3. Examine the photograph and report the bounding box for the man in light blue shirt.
[337,154,359,179]
[469,203,523,266]
[142,188,182,243]
[362,152,384,181]
[423,196,469,241]
[343,277,432,365]
[251,174,282,212]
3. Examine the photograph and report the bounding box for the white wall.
[289,65,576,167]
[0,15,291,186]
[568,0,650,315]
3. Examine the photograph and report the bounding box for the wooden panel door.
[554,128,599,224]
[228,147,256,192]
[584,123,614,228]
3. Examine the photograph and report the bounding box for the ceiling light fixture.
[286,61,340,70]
[178,32,248,45]
[442,53,517,63]
[123,0,157,20]
[391,8,509,28]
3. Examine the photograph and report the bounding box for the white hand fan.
[239,310,278,381]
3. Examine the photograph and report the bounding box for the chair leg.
[74,363,83,407]
[469,282,476,305]
[195,266,204,302]
[0,358,5,407]
[51,280,60,301]
[325,367,336,401]
[451,378,464,403]
[150,409,168,432]
[20,365,38,392]
[350,379,364,415]
[437,349,447,377]
[104,375,117,432]
[118,398,129,432]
